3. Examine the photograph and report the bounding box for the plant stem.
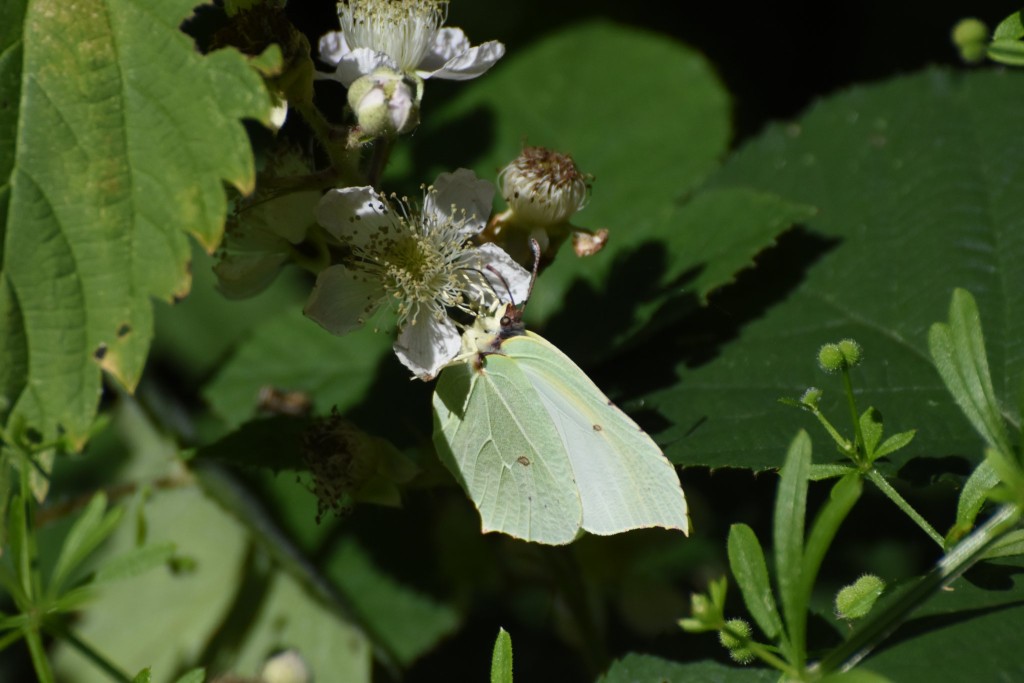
[840,369,866,463]
[366,136,393,188]
[55,625,133,683]
[814,503,1020,675]
[808,406,853,454]
[23,626,55,683]
[865,470,944,547]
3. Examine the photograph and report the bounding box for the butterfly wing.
[433,358,583,545]
[504,333,690,536]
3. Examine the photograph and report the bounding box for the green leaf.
[490,628,513,683]
[230,570,371,683]
[993,10,1024,40]
[802,476,862,593]
[598,653,778,682]
[871,430,915,461]
[325,538,460,668]
[49,493,124,598]
[928,288,1013,457]
[92,541,176,584]
[819,670,893,683]
[988,39,1024,66]
[859,408,883,459]
[5,494,30,604]
[1,0,271,448]
[809,463,856,481]
[981,528,1024,560]
[130,669,151,683]
[173,669,205,683]
[619,188,815,357]
[204,309,391,431]
[774,430,811,665]
[954,460,1000,534]
[727,524,783,641]
[645,69,1024,470]
[864,595,1024,681]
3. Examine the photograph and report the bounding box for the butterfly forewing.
[503,333,690,536]
[433,359,583,544]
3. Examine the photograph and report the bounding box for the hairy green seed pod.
[818,343,844,373]
[837,338,863,367]
[835,574,886,620]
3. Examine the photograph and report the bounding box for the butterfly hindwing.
[432,357,582,544]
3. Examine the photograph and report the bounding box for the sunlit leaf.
[1,0,272,449]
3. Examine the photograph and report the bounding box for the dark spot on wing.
[116,324,131,337]
[593,424,603,432]
[517,456,530,466]
[94,343,108,360]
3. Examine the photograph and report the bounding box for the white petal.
[467,243,533,304]
[322,48,399,87]
[318,31,351,67]
[393,316,462,380]
[315,186,395,246]
[421,39,505,81]
[304,265,384,336]
[416,27,471,71]
[425,169,494,236]
[214,252,288,300]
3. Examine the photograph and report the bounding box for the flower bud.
[818,343,844,373]
[818,339,863,373]
[719,619,755,665]
[835,574,885,620]
[800,387,823,407]
[837,338,863,367]
[348,67,422,139]
[952,18,989,64]
[498,147,589,228]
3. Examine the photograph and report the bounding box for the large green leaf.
[203,308,391,430]
[0,0,271,447]
[645,68,1024,470]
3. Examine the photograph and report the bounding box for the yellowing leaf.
[1,0,272,448]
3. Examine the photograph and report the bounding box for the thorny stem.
[814,504,1021,676]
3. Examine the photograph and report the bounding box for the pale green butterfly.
[431,258,689,545]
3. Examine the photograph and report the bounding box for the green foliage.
[4,2,1024,682]
[0,0,273,452]
[648,68,1024,471]
[490,628,513,683]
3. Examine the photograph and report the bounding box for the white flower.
[318,0,505,87]
[304,169,531,380]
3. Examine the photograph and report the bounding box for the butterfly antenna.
[483,264,516,306]
[526,238,541,303]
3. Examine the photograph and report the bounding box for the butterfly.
[431,252,689,545]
